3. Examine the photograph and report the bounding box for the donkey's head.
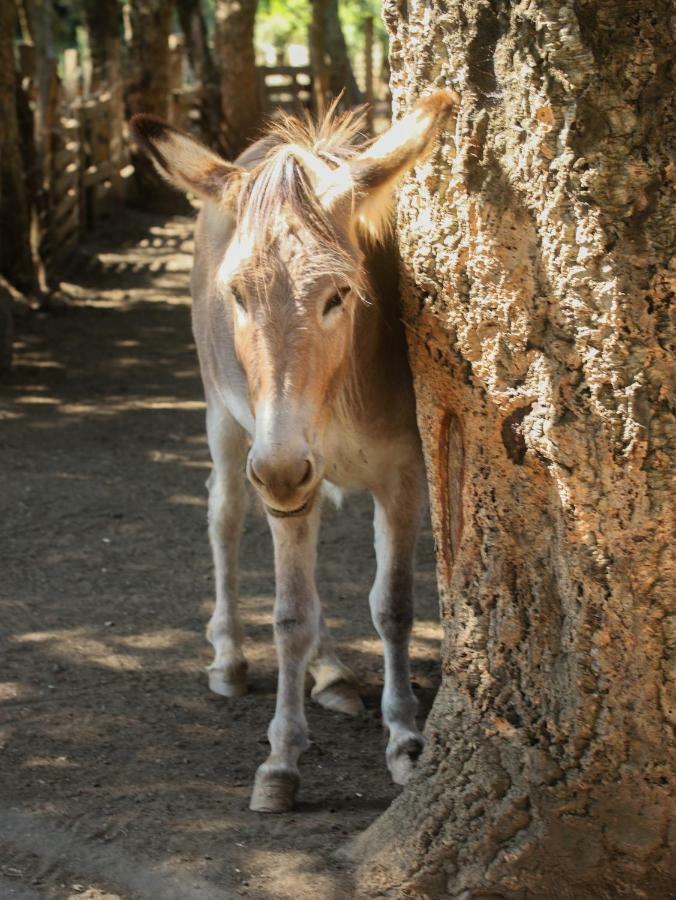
[131,91,458,516]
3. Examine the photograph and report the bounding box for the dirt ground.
[0,212,441,900]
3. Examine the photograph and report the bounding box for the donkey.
[130,89,458,812]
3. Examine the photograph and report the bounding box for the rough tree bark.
[213,0,262,159]
[353,1,674,898]
[0,0,36,368]
[176,0,223,150]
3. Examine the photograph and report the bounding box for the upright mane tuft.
[234,101,372,295]
[263,99,370,166]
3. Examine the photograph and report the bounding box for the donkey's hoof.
[250,768,299,813]
[387,736,424,786]
[312,680,364,716]
[208,665,247,698]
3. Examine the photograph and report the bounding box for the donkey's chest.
[321,425,418,492]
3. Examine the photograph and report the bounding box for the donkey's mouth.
[265,497,313,518]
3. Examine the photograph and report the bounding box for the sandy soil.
[0,212,441,900]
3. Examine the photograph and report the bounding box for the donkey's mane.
[235,103,372,292]
[263,102,369,166]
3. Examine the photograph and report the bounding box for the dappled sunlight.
[11,625,207,675]
[24,754,80,770]
[0,681,34,702]
[412,618,444,642]
[117,629,194,651]
[243,847,347,900]
[13,629,146,672]
[15,394,62,405]
[168,493,207,507]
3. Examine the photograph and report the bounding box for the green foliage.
[254,0,387,60]
[337,0,386,56]
[256,0,310,54]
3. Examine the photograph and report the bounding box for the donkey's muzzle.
[247,445,316,513]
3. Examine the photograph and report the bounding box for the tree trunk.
[82,0,126,203]
[309,0,330,115]
[81,0,121,91]
[0,0,36,312]
[126,0,182,210]
[324,0,362,107]
[176,0,223,150]
[213,0,262,160]
[353,1,674,898]
[17,0,59,293]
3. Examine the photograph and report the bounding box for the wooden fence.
[259,65,313,114]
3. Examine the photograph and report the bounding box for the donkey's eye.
[323,289,348,317]
[232,288,246,311]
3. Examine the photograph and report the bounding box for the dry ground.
[0,212,441,900]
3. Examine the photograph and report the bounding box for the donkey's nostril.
[249,457,265,487]
[299,459,313,487]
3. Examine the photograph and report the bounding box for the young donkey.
[131,90,458,812]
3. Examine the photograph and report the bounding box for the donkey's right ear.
[129,115,244,202]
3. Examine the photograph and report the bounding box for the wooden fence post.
[168,34,185,128]
[62,48,80,102]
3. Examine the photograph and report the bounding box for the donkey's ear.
[129,115,244,202]
[321,90,460,237]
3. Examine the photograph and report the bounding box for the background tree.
[81,0,122,91]
[125,0,180,209]
[0,0,34,296]
[0,0,38,369]
[176,0,223,149]
[323,0,361,107]
[353,0,674,897]
[308,0,329,113]
[214,0,262,159]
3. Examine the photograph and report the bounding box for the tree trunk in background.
[213,0,261,160]
[18,0,59,293]
[354,1,674,897]
[82,0,126,204]
[324,0,361,107]
[82,0,121,91]
[309,0,330,115]
[0,0,36,324]
[176,0,223,150]
[126,0,181,210]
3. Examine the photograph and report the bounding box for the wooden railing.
[260,65,313,114]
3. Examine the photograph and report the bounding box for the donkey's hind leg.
[205,404,249,697]
[308,614,364,715]
[371,466,426,785]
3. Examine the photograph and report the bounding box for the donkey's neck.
[345,236,417,435]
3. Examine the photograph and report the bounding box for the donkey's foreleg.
[371,473,426,785]
[308,615,364,715]
[205,406,249,697]
[250,505,321,813]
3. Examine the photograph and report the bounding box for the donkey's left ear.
[129,115,244,202]
[320,89,460,237]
